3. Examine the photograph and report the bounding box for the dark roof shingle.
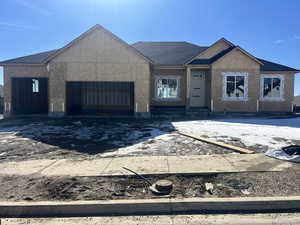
[131,42,208,65]
[0,41,298,72]
[0,49,59,65]
[257,58,299,72]
[189,46,235,65]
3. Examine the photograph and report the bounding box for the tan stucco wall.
[211,49,261,112]
[197,40,231,59]
[3,65,49,116]
[210,49,295,112]
[49,28,151,114]
[151,68,186,107]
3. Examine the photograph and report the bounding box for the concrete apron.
[1,196,300,217]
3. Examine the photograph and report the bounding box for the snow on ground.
[0,116,299,160]
[172,117,300,149]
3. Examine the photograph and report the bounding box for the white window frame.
[222,72,248,101]
[154,75,181,101]
[260,74,285,102]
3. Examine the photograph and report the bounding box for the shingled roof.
[258,58,299,72]
[131,42,208,66]
[0,41,298,72]
[0,49,59,65]
[189,46,236,65]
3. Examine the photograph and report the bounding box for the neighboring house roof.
[131,42,208,65]
[294,95,300,106]
[0,84,3,98]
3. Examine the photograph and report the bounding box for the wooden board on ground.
[178,131,255,154]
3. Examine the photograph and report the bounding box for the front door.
[190,72,206,107]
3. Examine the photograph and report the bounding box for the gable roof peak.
[44,24,153,64]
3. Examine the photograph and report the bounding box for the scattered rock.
[23,197,33,201]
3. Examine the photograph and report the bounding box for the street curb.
[1,196,300,217]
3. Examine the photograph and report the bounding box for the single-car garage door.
[12,78,48,114]
[66,82,134,115]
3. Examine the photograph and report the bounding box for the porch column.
[186,67,191,109]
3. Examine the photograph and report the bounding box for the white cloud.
[274,39,284,44]
[0,22,35,30]
[15,0,52,16]
[293,34,300,40]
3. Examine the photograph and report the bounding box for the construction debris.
[205,182,214,195]
[178,131,254,154]
[122,167,152,186]
[265,145,300,163]
[150,180,173,195]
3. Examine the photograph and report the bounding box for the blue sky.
[0,0,300,95]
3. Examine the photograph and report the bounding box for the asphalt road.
[2,213,300,224]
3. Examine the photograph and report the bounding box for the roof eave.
[210,46,263,66]
[261,70,300,73]
[184,38,235,65]
[0,63,45,66]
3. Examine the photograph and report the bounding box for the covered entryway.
[12,78,48,114]
[66,81,134,115]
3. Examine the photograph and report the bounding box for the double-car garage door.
[11,79,134,115]
[66,81,134,114]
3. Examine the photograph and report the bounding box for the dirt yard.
[0,115,299,162]
[0,117,231,162]
[0,170,299,201]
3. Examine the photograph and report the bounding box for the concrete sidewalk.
[0,154,299,177]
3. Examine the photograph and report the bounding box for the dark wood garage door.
[66,82,134,114]
[12,78,48,114]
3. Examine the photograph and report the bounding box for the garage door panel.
[12,78,48,114]
[67,81,134,114]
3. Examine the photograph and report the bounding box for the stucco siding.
[211,49,261,112]
[151,68,186,106]
[49,28,151,114]
[197,40,231,59]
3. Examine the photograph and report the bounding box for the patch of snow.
[172,117,300,150]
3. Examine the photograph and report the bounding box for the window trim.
[222,72,248,101]
[260,74,285,102]
[154,75,181,101]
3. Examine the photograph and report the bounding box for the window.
[222,72,248,101]
[32,79,39,93]
[155,76,179,100]
[260,74,284,101]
